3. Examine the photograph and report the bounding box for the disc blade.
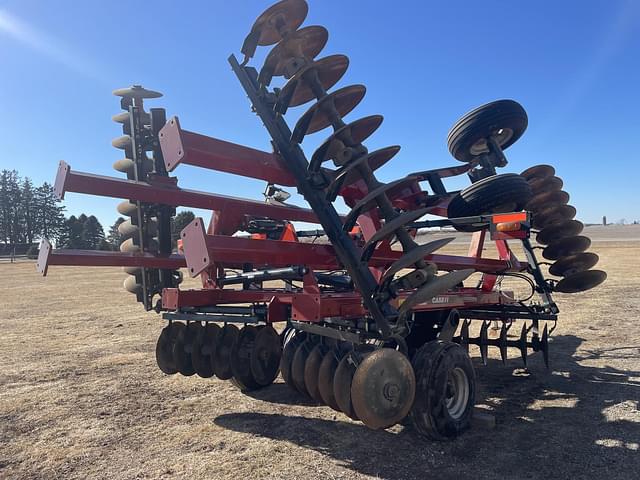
[327,146,400,194]
[303,344,330,403]
[191,323,219,378]
[230,326,261,391]
[112,135,132,150]
[251,326,282,387]
[351,349,416,430]
[117,200,138,217]
[549,252,599,277]
[398,269,475,320]
[311,115,384,168]
[113,85,162,99]
[280,330,306,388]
[246,0,308,47]
[533,204,577,229]
[292,84,366,140]
[278,54,349,108]
[172,322,198,376]
[343,176,418,230]
[291,339,316,396]
[536,220,584,245]
[529,175,563,195]
[542,235,591,260]
[554,269,607,293]
[212,324,239,380]
[526,190,570,212]
[318,343,352,411]
[363,208,430,251]
[521,164,555,181]
[380,238,455,284]
[259,25,329,83]
[155,323,180,374]
[333,351,364,420]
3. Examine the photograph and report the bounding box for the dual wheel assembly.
[281,330,475,439]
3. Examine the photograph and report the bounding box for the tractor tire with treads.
[410,340,476,440]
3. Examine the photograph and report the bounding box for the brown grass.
[1,236,639,479]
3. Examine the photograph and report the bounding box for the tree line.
[0,169,195,254]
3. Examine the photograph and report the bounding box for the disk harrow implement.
[36,0,607,441]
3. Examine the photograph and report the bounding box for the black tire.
[410,341,476,440]
[447,173,532,231]
[448,99,528,162]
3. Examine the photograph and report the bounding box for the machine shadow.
[215,334,640,479]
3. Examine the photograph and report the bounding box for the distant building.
[603,215,607,226]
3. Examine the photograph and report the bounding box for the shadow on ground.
[215,335,640,480]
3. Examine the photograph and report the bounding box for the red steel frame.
[39,115,529,324]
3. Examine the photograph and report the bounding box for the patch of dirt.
[0,240,639,479]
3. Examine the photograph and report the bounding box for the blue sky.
[0,0,638,230]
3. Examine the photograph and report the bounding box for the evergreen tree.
[21,178,36,244]
[171,210,195,247]
[34,182,66,242]
[81,215,105,250]
[107,217,126,249]
[0,170,22,244]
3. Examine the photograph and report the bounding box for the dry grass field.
[1,226,639,479]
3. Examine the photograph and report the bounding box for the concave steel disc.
[330,146,401,191]
[536,219,584,245]
[293,85,367,139]
[318,343,353,411]
[172,322,200,376]
[247,0,308,46]
[542,235,591,260]
[554,269,607,293]
[113,85,163,99]
[549,252,600,277]
[532,204,577,229]
[280,330,306,388]
[191,323,219,378]
[526,190,570,212]
[351,349,416,430]
[212,324,239,380]
[123,275,142,294]
[155,323,181,375]
[303,343,331,403]
[291,338,317,396]
[279,55,349,108]
[230,326,261,391]
[311,115,384,167]
[334,350,373,420]
[250,325,282,387]
[529,175,563,195]
[261,26,329,79]
[521,164,555,181]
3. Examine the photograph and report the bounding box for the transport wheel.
[172,322,199,376]
[351,348,416,430]
[318,342,353,411]
[304,343,332,403]
[447,174,532,231]
[291,338,318,396]
[155,323,180,375]
[251,325,282,387]
[191,323,219,378]
[231,326,261,391]
[410,341,476,440]
[448,99,528,162]
[280,330,307,388]
[212,324,240,380]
